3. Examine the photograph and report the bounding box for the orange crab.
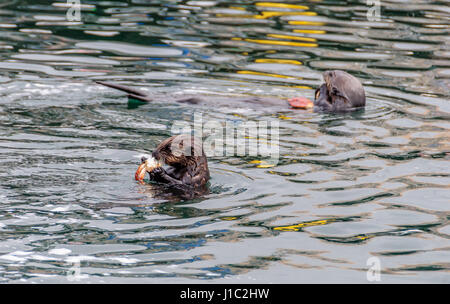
[135,156,161,181]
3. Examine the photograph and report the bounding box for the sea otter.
[313,70,365,112]
[135,134,210,189]
[96,70,365,112]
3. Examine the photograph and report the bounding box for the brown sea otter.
[96,70,365,112]
[135,134,210,189]
[313,70,366,112]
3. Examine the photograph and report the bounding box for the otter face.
[314,70,365,112]
[314,83,333,111]
[152,141,178,166]
[152,135,203,168]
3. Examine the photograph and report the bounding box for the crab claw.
[288,97,314,109]
[135,162,148,181]
[135,156,162,181]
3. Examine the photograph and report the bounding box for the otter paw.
[150,166,165,178]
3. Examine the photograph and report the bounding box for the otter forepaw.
[149,166,165,178]
[150,167,184,185]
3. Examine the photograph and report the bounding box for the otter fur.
[96,69,366,113]
[143,134,210,189]
[314,70,366,112]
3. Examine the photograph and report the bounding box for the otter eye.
[315,90,320,100]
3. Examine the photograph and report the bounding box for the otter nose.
[141,156,148,163]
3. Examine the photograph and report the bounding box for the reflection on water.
[0,1,449,283]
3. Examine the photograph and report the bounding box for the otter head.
[152,134,204,168]
[314,70,365,112]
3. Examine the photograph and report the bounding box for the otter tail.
[96,81,153,102]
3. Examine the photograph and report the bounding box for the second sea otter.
[314,70,366,112]
[96,69,366,112]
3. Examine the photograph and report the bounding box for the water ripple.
[0,0,449,283]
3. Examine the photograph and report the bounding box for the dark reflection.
[316,109,366,135]
[319,109,366,122]
[139,181,210,201]
[127,98,148,109]
[150,195,217,219]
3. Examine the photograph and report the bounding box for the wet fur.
[97,69,365,113]
[149,134,210,189]
[314,70,366,112]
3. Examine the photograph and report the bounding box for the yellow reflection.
[237,70,296,79]
[254,11,317,19]
[255,58,302,65]
[293,29,326,34]
[289,20,325,26]
[277,114,293,120]
[257,164,275,168]
[243,38,318,47]
[267,34,317,42]
[355,235,374,241]
[220,216,238,221]
[219,2,317,20]
[273,219,334,231]
[217,11,317,19]
[248,160,275,168]
[255,2,309,10]
[228,6,246,10]
[292,85,313,90]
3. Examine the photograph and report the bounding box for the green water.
[0,0,448,283]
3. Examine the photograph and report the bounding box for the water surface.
[0,0,449,283]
